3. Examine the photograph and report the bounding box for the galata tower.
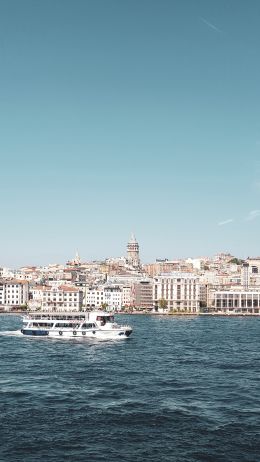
[127,233,140,268]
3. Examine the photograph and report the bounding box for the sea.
[0,314,259,462]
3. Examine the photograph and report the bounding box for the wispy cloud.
[200,17,223,33]
[245,210,260,221]
[218,219,234,226]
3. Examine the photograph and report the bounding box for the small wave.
[0,330,23,336]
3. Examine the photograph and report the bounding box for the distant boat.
[20,311,132,339]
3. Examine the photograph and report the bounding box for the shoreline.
[1,311,260,317]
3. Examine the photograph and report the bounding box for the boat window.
[97,316,113,322]
[97,316,114,323]
[55,323,74,328]
[81,323,95,329]
[105,316,114,322]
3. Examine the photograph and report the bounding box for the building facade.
[103,286,122,310]
[131,280,153,309]
[122,286,131,307]
[83,285,123,310]
[213,289,260,314]
[153,273,200,312]
[36,286,83,311]
[0,280,29,308]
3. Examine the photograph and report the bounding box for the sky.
[1,0,260,266]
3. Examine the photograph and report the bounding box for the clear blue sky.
[1,0,260,266]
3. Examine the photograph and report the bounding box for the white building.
[153,273,200,313]
[85,287,105,308]
[0,280,29,308]
[122,286,131,307]
[212,289,260,315]
[83,285,123,310]
[246,257,260,275]
[83,284,131,310]
[185,258,202,270]
[30,285,83,311]
[103,286,122,310]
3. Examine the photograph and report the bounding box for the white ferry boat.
[21,311,132,339]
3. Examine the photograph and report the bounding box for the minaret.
[74,250,81,265]
[127,233,140,268]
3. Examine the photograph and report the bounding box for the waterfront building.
[212,289,260,314]
[131,280,153,310]
[0,280,29,309]
[199,283,209,308]
[40,286,83,311]
[30,285,50,301]
[103,286,122,310]
[83,285,123,310]
[153,273,200,312]
[122,286,131,307]
[85,287,105,308]
[83,280,152,310]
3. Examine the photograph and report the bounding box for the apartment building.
[30,285,83,311]
[103,286,122,310]
[85,287,105,307]
[83,285,123,310]
[131,280,153,309]
[122,286,131,307]
[0,280,29,308]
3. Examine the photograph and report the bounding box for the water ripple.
[0,314,259,462]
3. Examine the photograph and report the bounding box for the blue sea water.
[0,314,259,462]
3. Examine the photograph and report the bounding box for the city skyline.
[0,235,258,269]
[1,0,260,266]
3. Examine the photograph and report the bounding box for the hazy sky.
[1,0,260,266]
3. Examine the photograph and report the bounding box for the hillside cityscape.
[1,234,259,316]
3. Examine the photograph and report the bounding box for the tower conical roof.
[129,233,137,244]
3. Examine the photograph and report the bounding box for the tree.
[19,304,28,311]
[158,299,168,310]
[229,258,244,265]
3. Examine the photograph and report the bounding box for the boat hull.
[21,328,132,339]
[21,329,49,336]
